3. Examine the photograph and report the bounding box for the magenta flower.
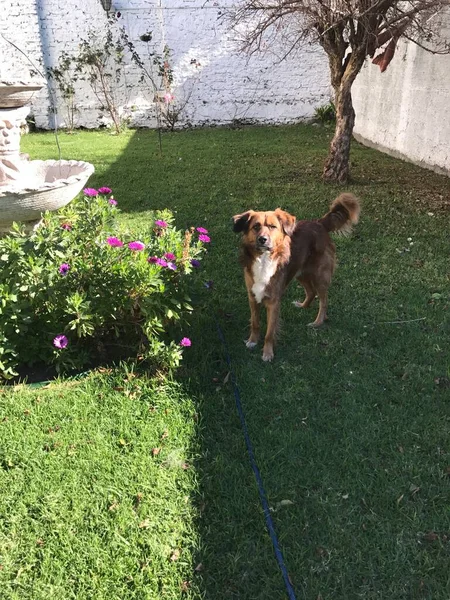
[109,198,117,206]
[53,335,68,349]
[61,223,72,231]
[128,241,145,251]
[83,188,98,197]
[164,252,176,261]
[156,258,168,267]
[167,262,177,271]
[147,256,159,263]
[196,227,209,234]
[98,187,112,194]
[180,337,192,347]
[198,234,210,243]
[107,236,124,247]
[190,259,201,268]
[59,263,70,276]
[163,92,174,104]
[155,219,168,228]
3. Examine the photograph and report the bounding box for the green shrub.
[0,189,210,379]
[314,101,336,125]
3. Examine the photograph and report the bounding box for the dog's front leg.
[262,299,280,362]
[246,292,261,349]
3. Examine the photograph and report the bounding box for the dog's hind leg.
[308,285,328,327]
[293,278,316,309]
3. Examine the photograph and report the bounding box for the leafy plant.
[314,101,336,125]
[74,18,127,134]
[47,51,79,133]
[0,190,210,379]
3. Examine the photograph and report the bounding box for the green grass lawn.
[1,125,449,599]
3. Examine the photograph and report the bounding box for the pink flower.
[198,234,210,243]
[155,219,168,228]
[156,258,168,267]
[61,223,72,231]
[164,252,176,261]
[98,187,112,194]
[109,198,117,206]
[196,227,208,234]
[59,263,70,276]
[128,241,145,251]
[163,92,174,103]
[107,236,124,247]
[147,256,159,263]
[53,335,68,349]
[180,337,191,347]
[83,188,98,197]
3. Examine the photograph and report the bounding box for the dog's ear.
[274,208,296,236]
[232,210,254,233]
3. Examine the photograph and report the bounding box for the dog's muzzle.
[256,235,271,252]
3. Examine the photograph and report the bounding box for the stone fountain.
[0,81,94,233]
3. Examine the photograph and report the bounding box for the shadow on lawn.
[94,126,450,600]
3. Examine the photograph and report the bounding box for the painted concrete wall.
[353,11,450,175]
[2,0,331,129]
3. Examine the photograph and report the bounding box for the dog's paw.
[307,320,323,328]
[245,340,257,349]
[262,348,274,362]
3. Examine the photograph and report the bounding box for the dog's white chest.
[251,254,277,303]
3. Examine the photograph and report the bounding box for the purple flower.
[147,256,159,263]
[98,187,112,194]
[53,335,68,349]
[198,234,210,243]
[196,227,209,234]
[190,259,201,268]
[107,236,124,247]
[61,223,72,231]
[167,262,177,271]
[109,198,117,206]
[59,263,70,276]
[154,219,168,228]
[180,337,192,347]
[156,258,168,267]
[164,252,176,261]
[128,241,145,251]
[83,188,98,197]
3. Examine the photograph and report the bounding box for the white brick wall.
[2,0,331,129]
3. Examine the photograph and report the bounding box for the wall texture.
[2,0,331,129]
[353,11,450,175]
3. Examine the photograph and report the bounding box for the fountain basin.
[0,81,44,108]
[0,159,95,232]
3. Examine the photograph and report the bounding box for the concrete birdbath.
[0,81,95,233]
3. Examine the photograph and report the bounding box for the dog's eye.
[252,223,261,231]
[268,224,277,230]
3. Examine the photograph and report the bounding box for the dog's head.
[232,208,296,253]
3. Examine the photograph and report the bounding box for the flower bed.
[0,188,210,380]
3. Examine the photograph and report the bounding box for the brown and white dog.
[233,194,360,362]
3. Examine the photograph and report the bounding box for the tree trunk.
[322,83,355,183]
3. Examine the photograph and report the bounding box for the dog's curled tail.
[319,193,360,235]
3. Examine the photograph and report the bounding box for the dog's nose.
[258,235,268,245]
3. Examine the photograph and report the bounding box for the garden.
[0,124,449,599]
